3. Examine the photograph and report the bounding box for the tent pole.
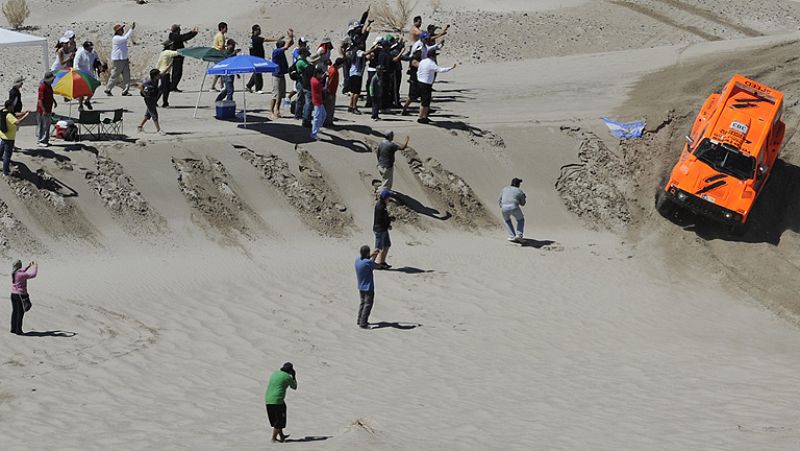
[241,75,247,127]
[194,62,209,119]
[42,42,49,72]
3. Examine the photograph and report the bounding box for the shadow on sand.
[283,435,331,443]
[368,321,419,330]
[22,330,77,337]
[391,192,451,221]
[517,238,556,248]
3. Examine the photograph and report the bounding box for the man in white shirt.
[415,51,455,123]
[74,41,100,110]
[104,22,136,96]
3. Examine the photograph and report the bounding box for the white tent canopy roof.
[0,27,47,47]
[0,27,49,70]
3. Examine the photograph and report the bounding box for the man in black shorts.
[265,362,298,443]
[138,69,164,134]
[414,51,456,123]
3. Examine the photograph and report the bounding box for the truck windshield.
[693,139,755,180]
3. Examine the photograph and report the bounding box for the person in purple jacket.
[10,259,37,335]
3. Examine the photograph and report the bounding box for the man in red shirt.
[310,67,326,140]
[324,57,343,127]
[36,71,57,147]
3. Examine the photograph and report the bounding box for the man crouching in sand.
[265,362,297,443]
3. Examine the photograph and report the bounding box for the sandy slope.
[1,0,800,449]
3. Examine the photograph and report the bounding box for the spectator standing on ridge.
[35,71,56,147]
[0,100,30,176]
[105,22,136,96]
[74,41,101,110]
[499,178,527,242]
[7,77,23,114]
[210,22,228,91]
[292,47,310,123]
[270,30,294,118]
[355,245,380,329]
[373,190,394,269]
[346,41,378,115]
[324,58,343,127]
[265,362,297,443]
[246,25,266,93]
[416,51,456,123]
[167,24,198,92]
[138,69,164,135]
[8,260,37,335]
[375,130,409,193]
[309,66,326,140]
[215,39,239,103]
[156,42,180,108]
[50,37,72,72]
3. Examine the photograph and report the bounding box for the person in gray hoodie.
[499,178,526,242]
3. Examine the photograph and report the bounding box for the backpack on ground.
[62,124,79,142]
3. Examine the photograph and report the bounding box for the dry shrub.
[2,0,30,30]
[373,0,418,32]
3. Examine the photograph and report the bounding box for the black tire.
[655,188,677,218]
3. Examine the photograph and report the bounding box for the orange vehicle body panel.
[661,74,785,224]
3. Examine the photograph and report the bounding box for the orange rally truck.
[656,74,785,229]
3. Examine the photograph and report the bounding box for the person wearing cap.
[373,189,394,269]
[416,51,456,124]
[309,66,327,140]
[105,22,136,96]
[63,30,77,67]
[364,36,383,109]
[376,130,409,193]
[8,260,37,335]
[138,69,164,135]
[210,22,228,91]
[7,77,24,114]
[355,244,381,329]
[156,42,180,108]
[347,41,378,115]
[316,37,334,68]
[292,47,310,123]
[499,178,527,242]
[51,37,73,72]
[74,41,101,111]
[1,100,31,176]
[167,24,198,92]
[264,362,297,443]
[269,30,294,118]
[36,72,56,147]
[323,58,344,127]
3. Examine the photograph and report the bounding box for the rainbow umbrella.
[52,67,101,100]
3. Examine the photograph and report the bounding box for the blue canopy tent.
[207,55,278,126]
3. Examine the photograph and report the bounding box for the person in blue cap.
[373,189,394,269]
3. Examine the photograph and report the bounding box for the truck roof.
[706,74,783,158]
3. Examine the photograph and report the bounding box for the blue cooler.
[216,100,236,119]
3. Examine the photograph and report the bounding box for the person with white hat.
[51,37,73,72]
[63,30,77,67]
[105,22,136,96]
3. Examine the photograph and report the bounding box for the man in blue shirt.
[354,245,380,329]
[270,30,294,118]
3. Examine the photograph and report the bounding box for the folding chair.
[101,109,124,137]
[77,110,102,140]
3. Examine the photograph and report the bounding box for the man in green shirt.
[265,362,297,443]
